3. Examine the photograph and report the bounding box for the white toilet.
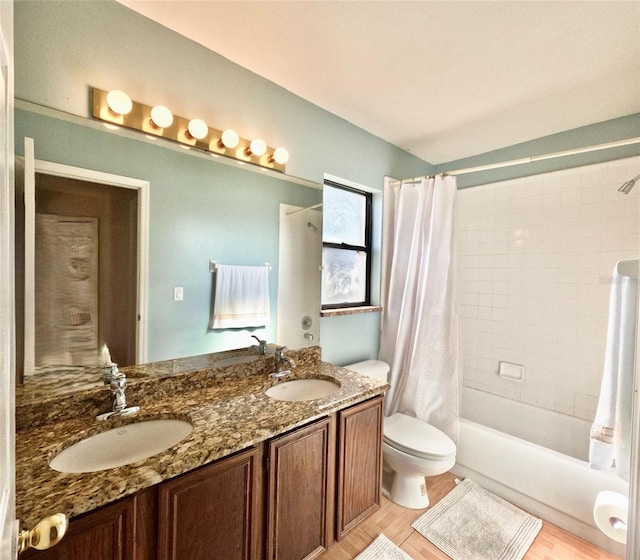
[344,359,456,509]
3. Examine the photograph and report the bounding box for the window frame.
[321,180,373,310]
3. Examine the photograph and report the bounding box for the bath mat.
[354,533,415,560]
[412,478,542,560]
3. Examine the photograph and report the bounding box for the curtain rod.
[444,137,640,176]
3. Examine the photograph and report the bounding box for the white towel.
[210,264,271,329]
[589,264,638,480]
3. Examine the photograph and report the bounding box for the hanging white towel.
[210,264,271,329]
[589,263,638,481]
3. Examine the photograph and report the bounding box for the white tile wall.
[456,156,640,422]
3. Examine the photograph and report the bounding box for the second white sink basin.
[49,419,193,473]
[265,379,340,402]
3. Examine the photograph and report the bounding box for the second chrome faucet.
[270,346,296,378]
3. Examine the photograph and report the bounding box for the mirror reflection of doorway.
[15,156,148,382]
[36,213,99,366]
[34,173,138,369]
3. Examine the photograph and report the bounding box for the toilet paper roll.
[593,490,628,544]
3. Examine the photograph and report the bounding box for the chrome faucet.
[251,335,268,355]
[97,365,140,421]
[270,346,296,378]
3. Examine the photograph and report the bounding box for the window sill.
[321,306,382,318]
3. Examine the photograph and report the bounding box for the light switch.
[173,286,184,301]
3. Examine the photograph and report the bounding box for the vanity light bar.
[91,87,288,172]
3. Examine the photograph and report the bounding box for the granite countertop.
[16,348,388,527]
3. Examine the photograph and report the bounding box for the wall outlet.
[173,286,184,301]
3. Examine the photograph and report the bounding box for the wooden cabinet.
[21,448,259,560]
[22,488,156,560]
[158,447,261,560]
[266,417,335,560]
[23,396,383,559]
[336,395,383,539]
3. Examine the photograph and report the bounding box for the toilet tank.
[343,360,390,382]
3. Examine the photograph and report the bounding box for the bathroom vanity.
[16,347,387,559]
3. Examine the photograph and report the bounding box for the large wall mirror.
[14,103,322,393]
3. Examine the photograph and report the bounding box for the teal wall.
[13,0,431,187]
[15,107,322,362]
[13,0,640,367]
[436,114,640,188]
[13,0,432,365]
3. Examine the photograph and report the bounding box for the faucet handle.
[251,335,267,354]
[97,370,140,420]
[101,363,119,385]
[110,372,126,391]
[275,346,287,359]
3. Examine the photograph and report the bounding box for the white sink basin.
[265,379,340,402]
[49,419,193,473]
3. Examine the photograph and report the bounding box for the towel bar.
[209,261,271,273]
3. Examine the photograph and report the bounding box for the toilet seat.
[384,413,456,461]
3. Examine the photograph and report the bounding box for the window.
[321,181,372,309]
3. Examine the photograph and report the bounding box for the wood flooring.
[321,472,621,560]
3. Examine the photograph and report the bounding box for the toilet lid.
[384,413,456,460]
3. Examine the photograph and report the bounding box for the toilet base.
[384,471,430,509]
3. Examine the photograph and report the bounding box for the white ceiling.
[118,1,639,165]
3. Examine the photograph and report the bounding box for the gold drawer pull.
[18,513,68,553]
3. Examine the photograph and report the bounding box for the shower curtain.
[379,174,459,442]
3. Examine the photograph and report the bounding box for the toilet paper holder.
[593,490,628,544]
[609,516,626,532]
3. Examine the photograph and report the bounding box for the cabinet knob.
[18,513,68,553]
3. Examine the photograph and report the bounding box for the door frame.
[23,158,150,369]
[0,1,15,557]
[628,269,640,558]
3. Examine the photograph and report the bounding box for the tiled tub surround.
[456,155,640,457]
[16,346,388,527]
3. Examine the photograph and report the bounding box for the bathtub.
[461,386,592,460]
[453,415,628,556]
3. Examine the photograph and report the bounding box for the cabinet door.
[267,417,335,560]
[21,494,139,560]
[336,395,383,539]
[158,447,259,560]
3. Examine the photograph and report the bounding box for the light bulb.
[249,138,267,157]
[106,90,132,115]
[187,118,208,140]
[150,105,173,129]
[220,129,239,149]
[271,147,289,165]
